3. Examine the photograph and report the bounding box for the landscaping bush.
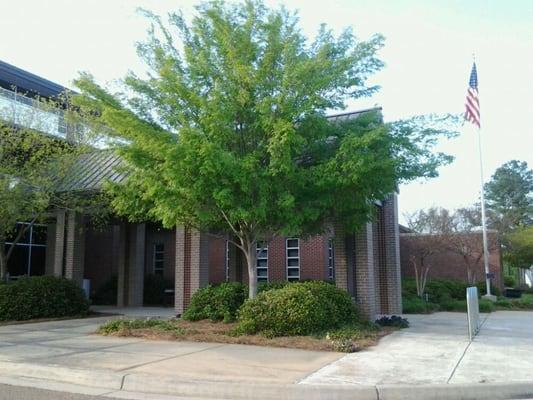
[144,274,173,306]
[479,299,495,313]
[182,282,247,322]
[237,281,358,337]
[402,296,439,314]
[504,275,516,288]
[476,281,500,297]
[92,275,117,305]
[0,276,89,321]
[375,315,409,329]
[257,281,291,293]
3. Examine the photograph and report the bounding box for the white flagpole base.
[482,294,497,302]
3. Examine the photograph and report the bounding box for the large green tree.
[74,0,454,298]
[485,160,533,233]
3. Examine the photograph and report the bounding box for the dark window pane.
[6,223,31,244]
[258,277,268,283]
[287,277,299,282]
[6,245,29,276]
[257,248,268,258]
[257,259,267,268]
[287,268,299,277]
[287,249,299,258]
[287,258,299,267]
[155,243,164,252]
[32,225,48,245]
[257,269,268,277]
[286,239,298,248]
[29,246,46,276]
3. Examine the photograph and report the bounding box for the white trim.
[286,238,300,281]
[257,241,268,283]
[153,243,165,275]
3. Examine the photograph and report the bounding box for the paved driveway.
[301,311,533,385]
[0,316,341,385]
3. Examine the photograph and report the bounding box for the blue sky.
[1,0,531,221]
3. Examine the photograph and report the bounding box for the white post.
[477,126,493,299]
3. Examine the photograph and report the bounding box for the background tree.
[0,99,110,281]
[485,160,533,233]
[505,226,533,269]
[74,0,455,298]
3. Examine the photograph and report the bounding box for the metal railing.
[0,86,67,138]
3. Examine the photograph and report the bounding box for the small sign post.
[466,286,480,341]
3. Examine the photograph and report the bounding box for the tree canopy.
[485,160,533,233]
[74,0,455,297]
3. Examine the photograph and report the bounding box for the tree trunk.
[241,238,258,299]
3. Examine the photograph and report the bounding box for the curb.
[0,360,532,400]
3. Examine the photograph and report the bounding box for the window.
[256,241,268,283]
[328,238,335,280]
[5,222,47,277]
[286,238,300,281]
[153,243,164,275]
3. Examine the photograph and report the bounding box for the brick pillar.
[65,211,85,286]
[333,222,349,293]
[372,220,382,314]
[175,226,209,316]
[382,194,402,314]
[114,224,127,307]
[127,223,145,307]
[354,222,377,320]
[53,209,66,277]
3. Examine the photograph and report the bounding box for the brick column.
[127,223,145,307]
[114,224,127,307]
[382,194,402,314]
[65,211,85,286]
[333,222,349,293]
[53,209,66,277]
[354,222,377,320]
[175,226,209,316]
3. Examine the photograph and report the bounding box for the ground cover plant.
[99,280,409,353]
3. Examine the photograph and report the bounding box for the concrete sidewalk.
[0,311,532,399]
[301,311,533,386]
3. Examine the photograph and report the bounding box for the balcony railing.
[0,86,67,138]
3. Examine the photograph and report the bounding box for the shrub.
[144,274,173,306]
[325,322,379,352]
[182,282,247,322]
[257,281,291,293]
[476,281,500,297]
[402,296,438,314]
[504,275,516,288]
[440,299,467,312]
[92,275,117,305]
[375,315,409,329]
[0,276,89,321]
[237,281,358,337]
[479,299,495,313]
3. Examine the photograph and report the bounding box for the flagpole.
[476,123,492,298]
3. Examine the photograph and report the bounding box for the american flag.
[465,62,480,128]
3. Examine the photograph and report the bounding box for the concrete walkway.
[0,311,532,399]
[301,311,533,386]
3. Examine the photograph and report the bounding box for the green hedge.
[0,276,90,321]
[182,282,247,322]
[237,281,358,337]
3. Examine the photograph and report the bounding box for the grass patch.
[495,293,533,310]
[97,318,394,353]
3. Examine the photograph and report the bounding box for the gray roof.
[59,150,128,192]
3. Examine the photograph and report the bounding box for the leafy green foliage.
[504,226,533,269]
[237,281,358,337]
[504,275,517,288]
[98,318,183,336]
[484,160,532,232]
[182,282,247,322]
[143,274,173,306]
[0,276,89,321]
[325,322,379,352]
[74,0,455,298]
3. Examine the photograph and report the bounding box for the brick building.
[1,60,402,320]
[400,230,503,290]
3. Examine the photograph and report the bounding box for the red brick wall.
[209,237,227,284]
[400,232,503,290]
[84,225,116,293]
